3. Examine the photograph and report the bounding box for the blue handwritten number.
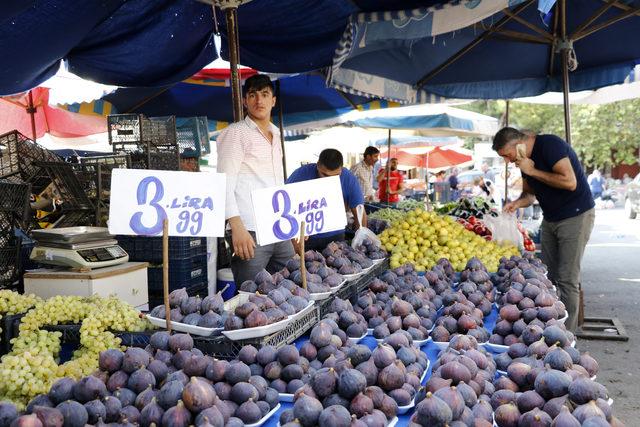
[129,177,167,235]
[315,211,324,232]
[272,190,299,240]
[190,212,203,235]
[305,212,314,235]
[176,211,190,233]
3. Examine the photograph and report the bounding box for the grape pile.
[0,295,150,408]
[0,290,43,337]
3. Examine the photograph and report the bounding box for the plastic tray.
[347,331,368,345]
[145,315,222,337]
[309,289,333,301]
[343,272,364,282]
[246,403,280,427]
[485,339,576,353]
[222,298,315,341]
[278,415,397,427]
[397,360,431,414]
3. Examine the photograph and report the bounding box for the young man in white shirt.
[217,75,295,284]
[350,146,379,202]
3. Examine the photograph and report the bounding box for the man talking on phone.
[492,127,594,332]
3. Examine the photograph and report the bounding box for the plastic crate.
[116,235,206,263]
[0,245,21,287]
[148,281,209,309]
[80,154,130,192]
[36,162,93,210]
[43,323,81,343]
[108,114,177,147]
[175,117,209,158]
[194,306,320,360]
[116,331,153,348]
[147,254,208,294]
[0,312,25,355]
[0,181,30,214]
[43,323,154,348]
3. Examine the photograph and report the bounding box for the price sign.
[251,176,347,246]
[109,169,226,237]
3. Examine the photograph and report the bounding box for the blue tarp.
[0,0,216,95]
[329,0,640,101]
[0,0,474,95]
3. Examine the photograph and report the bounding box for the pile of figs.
[4,332,279,426]
[323,297,368,339]
[412,336,498,426]
[148,287,225,328]
[224,287,311,331]
[279,341,429,426]
[321,241,374,275]
[490,338,623,426]
[491,254,552,294]
[351,237,387,261]
[354,266,441,342]
[430,288,492,344]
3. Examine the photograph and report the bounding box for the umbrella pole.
[27,90,37,142]
[276,80,287,177]
[560,0,572,145]
[504,100,510,206]
[222,4,243,122]
[386,129,391,205]
[425,152,431,211]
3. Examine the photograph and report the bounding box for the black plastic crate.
[194,306,320,360]
[147,254,208,294]
[43,323,154,348]
[108,114,177,147]
[36,162,94,210]
[116,331,153,348]
[43,323,81,343]
[0,312,26,355]
[0,181,30,214]
[148,281,209,309]
[117,235,206,263]
[175,117,208,158]
[0,245,21,287]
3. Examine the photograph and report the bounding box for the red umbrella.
[0,87,106,141]
[381,146,473,169]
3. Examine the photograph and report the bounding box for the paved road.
[578,207,640,423]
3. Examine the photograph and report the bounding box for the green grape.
[0,290,42,315]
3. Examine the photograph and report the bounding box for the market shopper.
[217,74,295,284]
[286,148,366,251]
[350,146,380,202]
[377,158,404,205]
[587,169,606,199]
[493,127,595,332]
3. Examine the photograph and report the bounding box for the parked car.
[625,173,640,219]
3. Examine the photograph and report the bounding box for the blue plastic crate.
[147,254,208,294]
[116,235,206,263]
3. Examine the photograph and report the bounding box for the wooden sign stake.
[299,221,307,290]
[163,219,172,332]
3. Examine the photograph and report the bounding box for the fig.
[520,407,552,426]
[318,405,351,427]
[245,309,268,327]
[182,377,216,413]
[494,402,520,427]
[205,359,228,382]
[534,368,572,400]
[120,405,140,424]
[257,345,277,366]
[277,345,300,365]
[579,353,599,377]
[337,369,367,400]
[7,415,43,427]
[544,346,573,371]
[157,380,185,409]
[517,390,545,413]
[161,400,191,427]
[48,378,76,405]
[350,392,374,418]
[293,394,323,427]
[225,361,252,384]
[55,401,88,427]
[550,406,580,427]
[127,368,156,394]
[168,333,194,353]
[372,344,395,369]
[168,288,188,308]
[311,368,337,398]
[102,396,122,423]
[572,401,605,423]
[377,362,405,392]
[31,406,63,427]
[414,392,452,426]
[73,375,108,403]
[134,387,157,411]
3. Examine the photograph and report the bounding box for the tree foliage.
[460,99,640,169]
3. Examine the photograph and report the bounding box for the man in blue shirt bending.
[493,127,595,332]
[286,148,366,251]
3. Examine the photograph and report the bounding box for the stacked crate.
[0,181,30,288]
[108,114,180,171]
[116,235,208,307]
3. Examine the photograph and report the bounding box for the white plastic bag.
[483,213,523,248]
[351,205,381,249]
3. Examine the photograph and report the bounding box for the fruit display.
[0,331,281,426]
[354,266,440,342]
[0,295,149,408]
[148,287,225,328]
[456,216,493,240]
[367,217,390,234]
[322,241,376,275]
[412,336,498,426]
[397,199,425,211]
[0,290,42,340]
[350,238,387,261]
[436,196,498,220]
[490,339,622,426]
[323,298,368,340]
[378,208,519,272]
[224,291,311,331]
[369,207,408,225]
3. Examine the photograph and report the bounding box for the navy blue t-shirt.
[522,134,594,222]
[286,164,364,238]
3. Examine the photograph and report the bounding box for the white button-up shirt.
[217,116,283,231]
[351,160,375,200]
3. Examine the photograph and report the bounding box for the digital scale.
[30,227,129,269]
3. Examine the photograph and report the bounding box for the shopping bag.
[351,205,381,248]
[483,213,523,248]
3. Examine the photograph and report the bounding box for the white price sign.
[251,176,347,246]
[109,169,226,237]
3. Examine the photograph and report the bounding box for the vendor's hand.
[291,236,309,254]
[503,200,520,214]
[230,224,255,260]
[516,157,535,175]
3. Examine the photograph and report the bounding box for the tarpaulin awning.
[381,146,473,169]
[345,104,499,137]
[373,135,461,150]
[0,0,216,95]
[328,0,640,102]
[0,87,106,139]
